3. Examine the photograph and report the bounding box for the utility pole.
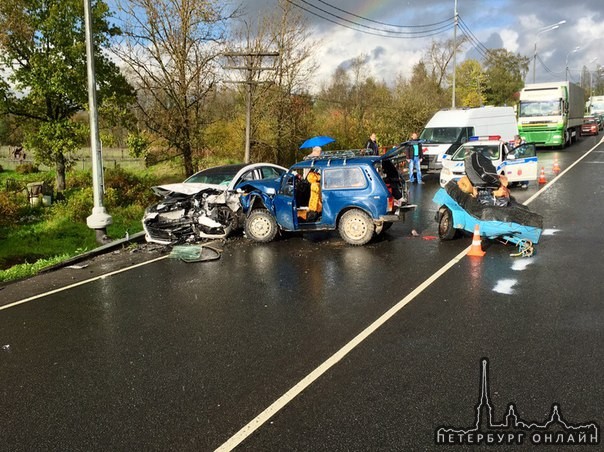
[83,0,111,243]
[452,0,458,109]
[224,51,279,163]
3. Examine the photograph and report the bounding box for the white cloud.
[309,26,425,92]
[499,29,519,53]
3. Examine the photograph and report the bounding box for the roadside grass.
[0,205,147,283]
[0,253,72,283]
[0,163,179,283]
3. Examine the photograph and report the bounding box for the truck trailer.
[517,81,585,148]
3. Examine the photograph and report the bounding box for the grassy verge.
[0,164,178,283]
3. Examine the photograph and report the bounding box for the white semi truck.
[587,95,604,118]
[517,81,585,148]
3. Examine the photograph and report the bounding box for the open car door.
[498,143,538,183]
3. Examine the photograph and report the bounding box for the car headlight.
[441,168,451,176]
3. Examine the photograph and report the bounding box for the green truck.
[517,81,585,148]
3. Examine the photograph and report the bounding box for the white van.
[419,107,518,172]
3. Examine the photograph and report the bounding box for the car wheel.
[438,207,457,240]
[338,209,374,245]
[244,209,278,243]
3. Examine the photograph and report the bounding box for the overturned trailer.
[433,151,543,257]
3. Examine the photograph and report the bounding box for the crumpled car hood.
[143,182,243,245]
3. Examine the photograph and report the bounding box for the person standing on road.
[406,132,424,184]
[364,133,379,155]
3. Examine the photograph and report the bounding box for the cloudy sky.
[243,0,604,90]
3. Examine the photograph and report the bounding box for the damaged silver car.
[142,163,287,245]
[142,183,243,245]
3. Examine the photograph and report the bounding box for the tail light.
[388,195,394,211]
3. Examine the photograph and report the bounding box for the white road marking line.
[215,246,470,452]
[523,136,604,206]
[0,255,168,311]
[216,137,604,451]
[541,229,561,236]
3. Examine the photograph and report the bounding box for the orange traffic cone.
[467,224,486,257]
[538,167,547,185]
[552,158,561,174]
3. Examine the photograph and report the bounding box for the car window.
[510,143,536,158]
[186,173,235,185]
[260,167,283,179]
[185,166,241,185]
[240,170,256,181]
[323,167,367,189]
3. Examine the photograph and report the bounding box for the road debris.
[168,240,225,263]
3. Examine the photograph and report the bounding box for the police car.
[439,135,538,188]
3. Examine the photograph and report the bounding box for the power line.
[313,0,455,29]
[457,16,489,57]
[293,0,454,35]
[459,32,488,60]
[537,54,563,75]
[286,0,455,39]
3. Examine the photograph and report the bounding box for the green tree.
[0,0,134,191]
[383,61,448,144]
[483,49,529,106]
[455,59,487,107]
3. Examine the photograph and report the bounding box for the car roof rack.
[302,149,363,161]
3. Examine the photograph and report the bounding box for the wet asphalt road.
[1,135,603,451]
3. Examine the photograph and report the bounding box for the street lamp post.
[589,57,598,96]
[83,0,112,243]
[533,20,566,83]
[565,46,580,81]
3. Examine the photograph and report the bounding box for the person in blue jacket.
[406,132,424,184]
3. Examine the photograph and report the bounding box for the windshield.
[185,168,239,185]
[452,144,500,161]
[519,100,562,117]
[591,101,604,113]
[419,127,465,144]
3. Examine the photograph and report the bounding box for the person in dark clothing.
[406,132,424,184]
[364,133,379,155]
